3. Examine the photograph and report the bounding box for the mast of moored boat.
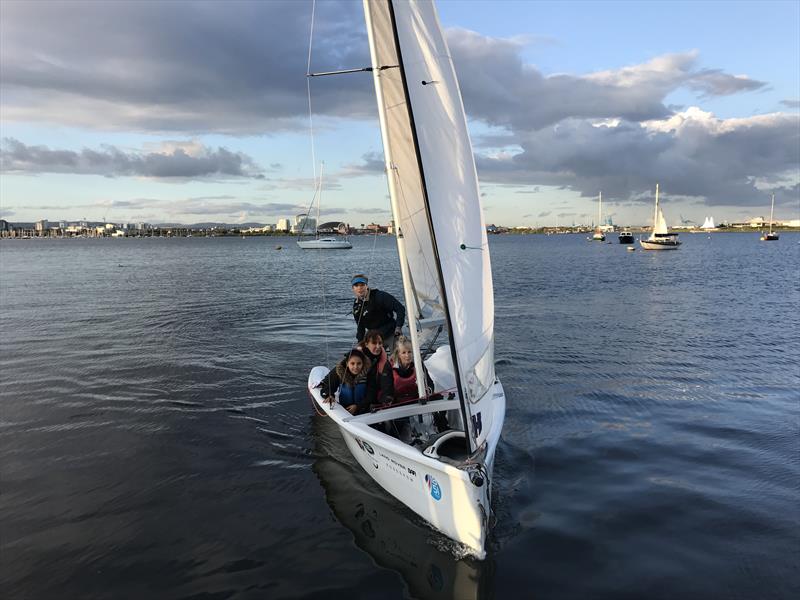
[653,183,660,232]
[315,163,323,239]
[769,193,775,235]
[598,191,602,227]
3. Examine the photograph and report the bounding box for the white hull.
[311,425,486,599]
[308,366,505,559]
[640,238,680,250]
[297,237,352,249]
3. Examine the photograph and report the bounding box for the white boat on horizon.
[297,237,353,249]
[307,0,505,559]
[296,163,352,250]
[640,184,681,250]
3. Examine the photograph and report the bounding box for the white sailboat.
[760,194,779,241]
[592,192,605,241]
[307,0,505,559]
[700,216,717,231]
[639,184,681,250]
[297,164,352,249]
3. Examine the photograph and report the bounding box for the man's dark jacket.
[352,288,406,342]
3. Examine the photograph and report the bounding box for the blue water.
[1,233,798,599]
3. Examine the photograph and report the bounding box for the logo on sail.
[425,474,442,501]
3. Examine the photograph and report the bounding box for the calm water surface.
[1,233,798,599]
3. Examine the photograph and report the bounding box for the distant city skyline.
[1,1,798,227]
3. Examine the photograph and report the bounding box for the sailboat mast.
[316,162,323,238]
[654,183,660,230]
[598,191,602,227]
[363,0,426,399]
[769,194,775,234]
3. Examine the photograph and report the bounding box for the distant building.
[317,221,348,234]
[364,223,386,234]
[277,218,291,232]
[291,213,316,235]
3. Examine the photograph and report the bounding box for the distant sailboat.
[700,216,717,231]
[592,192,605,241]
[640,184,681,250]
[297,164,352,250]
[760,194,779,241]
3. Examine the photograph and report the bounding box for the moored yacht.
[640,184,681,250]
[591,192,605,241]
[618,229,634,244]
[760,194,779,241]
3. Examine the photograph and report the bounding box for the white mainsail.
[364,0,496,453]
[652,183,669,235]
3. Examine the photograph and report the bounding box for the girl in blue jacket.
[317,349,372,415]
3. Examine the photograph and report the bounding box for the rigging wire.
[306,0,330,366]
[306,0,318,185]
[305,0,384,388]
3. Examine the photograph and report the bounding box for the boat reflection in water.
[311,416,492,600]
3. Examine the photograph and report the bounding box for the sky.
[1,0,798,228]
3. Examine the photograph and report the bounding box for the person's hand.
[346,405,358,415]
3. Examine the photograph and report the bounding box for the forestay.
[363,0,496,452]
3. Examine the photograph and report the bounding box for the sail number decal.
[425,474,442,501]
[355,438,378,469]
[471,412,483,437]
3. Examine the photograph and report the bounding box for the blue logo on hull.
[425,474,442,501]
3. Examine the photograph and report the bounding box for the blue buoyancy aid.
[339,381,368,407]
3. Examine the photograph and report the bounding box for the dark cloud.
[476,110,799,207]
[340,152,385,177]
[0,1,794,214]
[0,0,372,133]
[687,69,766,97]
[1,2,769,137]
[166,200,306,217]
[0,138,263,179]
[448,32,767,132]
